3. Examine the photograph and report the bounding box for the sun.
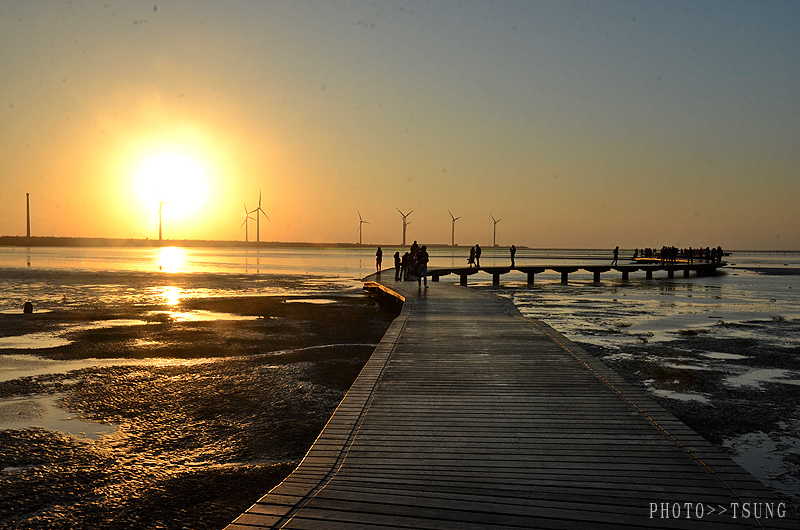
[135,152,210,220]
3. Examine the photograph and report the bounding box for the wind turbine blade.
[358,210,363,222]
[396,207,403,216]
[408,210,413,216]
[240,219,247,228]
[259,189,262,208]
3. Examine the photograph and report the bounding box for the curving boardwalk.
[226,273,791,529]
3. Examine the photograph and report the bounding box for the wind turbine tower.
[357,211,369,245]
[448,209,461,246]
[397,208,413,246]
[26,193,31,239]
[491,214,502,247]
[156,195,168,243]
[250,189,270,243]
[241,202,255,242]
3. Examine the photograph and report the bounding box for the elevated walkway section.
[227,272,790,529]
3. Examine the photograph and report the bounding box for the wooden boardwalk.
[428,261,725,285]
[226,273,791,529]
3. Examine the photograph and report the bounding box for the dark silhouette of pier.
[429,261,726,286]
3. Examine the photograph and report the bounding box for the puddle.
[648,388,710,403]
[724,431,800,495]
[0,354,144,382]
[725,369,800,389]
[0,394,116,440]
[701,352,749,360]
[0,354,231,383]
[0,332,72,349]
[283,298,339,305]
[0,319,145,350]
[150,310,260,323]
[0,313,258,350]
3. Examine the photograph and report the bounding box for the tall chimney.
[26,193,31,238]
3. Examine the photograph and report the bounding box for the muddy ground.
[579,325,800,512]
[0,294,397,530]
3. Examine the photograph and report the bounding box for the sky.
[1,0,798,250]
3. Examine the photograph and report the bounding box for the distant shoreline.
[0,236,530,251]
[1,236,797,253]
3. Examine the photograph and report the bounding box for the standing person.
[468,246,476,267]
[418,245,429,288]
[475,244,482,268]
[401,252,411,281]
[376,246,383,273]
[612,246,619,265]
[510,245,517,267]
[393,251,401,281]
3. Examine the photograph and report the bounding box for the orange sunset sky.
[1,1,798,249]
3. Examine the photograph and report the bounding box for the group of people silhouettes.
[631,245,724,265]
[392,241,430,288]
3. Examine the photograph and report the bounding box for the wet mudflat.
[0,294,396,530]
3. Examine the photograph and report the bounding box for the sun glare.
[136,153,210,220]
[156,246,186,273]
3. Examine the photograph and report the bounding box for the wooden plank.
[224,274,792,529]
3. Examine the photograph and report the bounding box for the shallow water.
[0,394,116,440]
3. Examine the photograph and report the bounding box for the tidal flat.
[0,293,397,530]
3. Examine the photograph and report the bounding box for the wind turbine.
[491,214,502,247]
[26,193,31,239]
[250,189,270,243]
[241,202,255,242]
[397,208,413,246]
[357,210,369,245]
[155,195,169,242]
[448,209,461,247]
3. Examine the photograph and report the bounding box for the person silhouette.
[510,245,516,267]
[418,245,429,288]
[376,246,382,273]
[612,246,619,265]
[393,251,401,281]
[468,247,476,267]
[475,244,482,268]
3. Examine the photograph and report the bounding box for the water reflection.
[157,246,185,272]
[161,286,182,306]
